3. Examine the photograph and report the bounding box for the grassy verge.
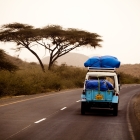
[1,61,140,98]
[0,63,86,97]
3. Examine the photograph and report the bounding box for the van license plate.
[95,94,103,100]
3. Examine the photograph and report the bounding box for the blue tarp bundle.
[85,80,114,91]
[84,55,120,68]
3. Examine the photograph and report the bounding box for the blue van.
[81,67,120,116]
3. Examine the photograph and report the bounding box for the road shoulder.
[129,92,140,140]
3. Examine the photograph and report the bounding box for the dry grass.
[117,64,140,77]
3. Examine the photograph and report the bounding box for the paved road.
[0,85,140,140]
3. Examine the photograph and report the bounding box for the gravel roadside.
[133,93,140,123]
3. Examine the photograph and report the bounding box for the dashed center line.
[34,118,46,123]
[61,107,67,110]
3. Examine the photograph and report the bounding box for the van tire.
[113,103,118,116]
[81,102,86,115]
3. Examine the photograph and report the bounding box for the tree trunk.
[48,61,52,70]
[27,47,45,72]
[48,52,58,70]
[48,58,54,70]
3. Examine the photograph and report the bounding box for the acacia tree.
[36,25,103,70]
[0,23,46,72]
[0,23,102,71]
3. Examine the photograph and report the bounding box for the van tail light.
[116,93,119,96]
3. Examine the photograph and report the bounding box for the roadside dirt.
[133,93,140,123]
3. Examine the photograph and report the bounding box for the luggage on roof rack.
[84,55,120,68]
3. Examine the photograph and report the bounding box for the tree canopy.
[0,23,103,71]
[0,23,45,71]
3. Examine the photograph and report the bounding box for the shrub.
[0,64,86,97]
[1,62,139,98]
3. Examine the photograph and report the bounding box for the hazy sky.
[0,0,140,64]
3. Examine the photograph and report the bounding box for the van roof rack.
[88,67,116,72]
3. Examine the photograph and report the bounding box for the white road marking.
[76,100,81,102]
[34,118,46,123]
[61,107,67,110]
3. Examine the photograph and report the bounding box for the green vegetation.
[117,72,140,84]
[0,63,140,98]
[0,63,87,97]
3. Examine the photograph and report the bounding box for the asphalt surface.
[0,85,140,140]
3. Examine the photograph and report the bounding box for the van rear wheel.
[113,103,118,116]
[81,102,86,115]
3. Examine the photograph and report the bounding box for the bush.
[1,62,140,98]
[0,64,87,97]
[118,72,140,84]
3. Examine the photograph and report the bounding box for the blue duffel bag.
[84,55,120,68]
[85,80,114,91]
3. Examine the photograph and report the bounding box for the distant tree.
[0,23,102,71]
[35,25,102,70]
[0,23,46,72]
[0,49,19,71]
